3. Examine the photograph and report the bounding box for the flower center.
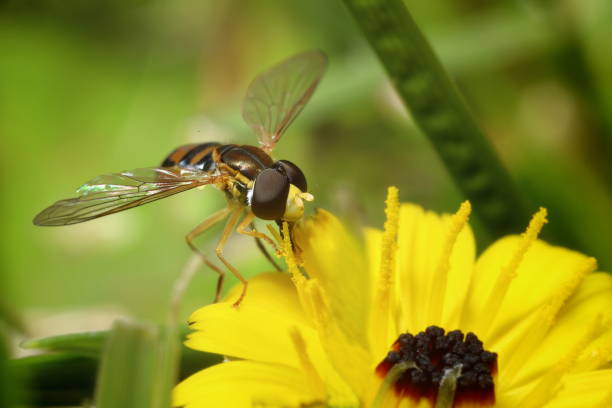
[376,326,497,407]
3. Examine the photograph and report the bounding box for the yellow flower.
[174,187,612,408]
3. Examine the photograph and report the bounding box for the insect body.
[33,50,327,307]
[161,143,310,220]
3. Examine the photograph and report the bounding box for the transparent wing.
[34,167,217,226]
[242,49,327,153]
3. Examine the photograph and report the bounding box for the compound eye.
[251,169,290,220]
[275,160,307,192]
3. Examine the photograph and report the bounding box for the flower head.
[175,187,612,407]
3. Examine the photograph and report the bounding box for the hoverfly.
[34,50,327,307]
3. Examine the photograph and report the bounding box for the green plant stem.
[94,320,176,408]
[343,0,531,239]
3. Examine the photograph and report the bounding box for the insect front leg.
[252,227,282,272]
[236,211,282,260]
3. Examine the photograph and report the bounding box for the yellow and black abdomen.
[161,142,221,171]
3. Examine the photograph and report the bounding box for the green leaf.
[94,319,177,408]
[342,0,532,240]
[20,327,221,378]
[10,353,97,406]
[21,330,108,358]
[11,333,221,406]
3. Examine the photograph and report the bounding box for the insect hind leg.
[215,208,249,308]
[183,207,232,304]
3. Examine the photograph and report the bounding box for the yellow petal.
[501,272,612,390]
[395,203,475,333]
[464,236,592,345]
[468,209,549,338]
[298,278,370,404]
[191,272,360,406]
[173,360,321,408]
[289,325,360,407]
[295,209,371,347]
[186,273,316,367]
[396,398,434,408]
[497,369,612,408]
[544,369,612,408]
[364,226,383,302]
[283,223,369,404]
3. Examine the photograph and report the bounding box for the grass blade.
[22,331,108,359]
[94,320,177,408]
[343,0,531,240]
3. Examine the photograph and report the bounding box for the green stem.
[436,365,462,408]
[371,361,414,408]
[343,0,531,240]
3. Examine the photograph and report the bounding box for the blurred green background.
[2,0,612,340]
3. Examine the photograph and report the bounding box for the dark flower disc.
[376,326,497,406]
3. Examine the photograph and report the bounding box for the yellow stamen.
[280,216,332,336]
[283,221,307,290]
[427,201,471,326]
[502,257,595,377]
[517,316,602,408]
[289,327,327,397]
[282,221,331,334]
[267,223,283,247]
[479,208,548,335]
[539,257,596,328]
[370,186,400,359]
[282,221,319,320]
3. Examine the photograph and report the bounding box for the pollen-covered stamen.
[376,326,497,407]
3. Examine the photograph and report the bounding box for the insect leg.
[253,230,282,271]
[169,206,232,323]
[215,208,249,307]
[185,206,232,303]
[236,211,282,271]
[236,212,280,252]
